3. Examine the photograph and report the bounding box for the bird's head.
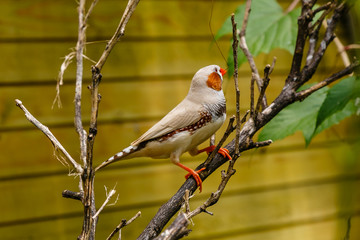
[189,65,227,96]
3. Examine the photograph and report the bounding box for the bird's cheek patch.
[206,72,222,91]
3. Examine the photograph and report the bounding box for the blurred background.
[0,0,359,239]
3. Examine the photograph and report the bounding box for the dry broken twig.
[231,13,241,156]
[16,0,142,239]
[15,99,82,173]
[107,211,142,240]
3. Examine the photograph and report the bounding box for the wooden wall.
[1,0,359,239]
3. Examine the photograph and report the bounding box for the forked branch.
[138,1,359,239]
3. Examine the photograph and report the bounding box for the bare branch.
[322,19,351,68]
[250,73,255,119]
[62,190,84,201]
[93,185,118,219]
[85,0,100,23]
[53,51,76,108]
[15,99,83,173]
[299,3,347,87]
[296,61,360,100]
[286,0,313,84]
[107,211,142,240]
[138,2,356,238]
[183,190,191,215]
[188,160,236,219]
[231,14,241,156]
[238,0,267,109]
[255,62,274,115]
[75,0,88,167]
[154,213,191,240]
[95,0,140,71]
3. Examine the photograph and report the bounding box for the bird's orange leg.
[175,162,205,192]
[198,145,232,160]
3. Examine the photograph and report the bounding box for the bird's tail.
[95,145,139,171]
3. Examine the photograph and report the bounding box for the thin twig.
[93,186,117,219]
[322,20,351,68]
[255,62,274,115]
[296,61,359,100]
[95,0,140,71]
[154,213,191,240]
[184,190,191,214]
[107,211,142,240]
[231,14,241,156]
[85,0,100,23]
[188,160,236,219]
[62,190,84,201]
[15,99,83,173]
[250,73,255,119]
[238,0,266,109]
[75,0,87,167]
[53,51,76,108]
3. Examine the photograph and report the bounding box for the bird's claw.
[218,147,232,160]
[184,167,206,192]
[198,145,232,160]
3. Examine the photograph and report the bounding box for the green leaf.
[316,76,360,128]
[259,78,360,146]
[258,85,328,146]
[215,0,300,76]
[314,99,357,136]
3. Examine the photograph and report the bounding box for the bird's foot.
[218,147,232,160]
[184,167,206,192]
[198,145,232,160]
[176,162,205,192]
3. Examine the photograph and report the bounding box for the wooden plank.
[1,141,359,221]
[189,215,360,240]
[0,66,343,133]
[0,110,356,177]
[1,176,359,239]
[0,0,240,39]
[0,39,343,84]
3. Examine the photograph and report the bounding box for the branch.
[84,0,100,23]
[187,159,237,219]
[286,0,314,84]
[107,211,142,240]
[93,186,118,220]
[231,14,241,156]
[95,0,140,72]
[138,2,356,238]
[138,129,273,239]
[238,0,267,109]
[75,0,88,167]
[255,59,275,116]
[15,99,83,173]
[62,190,84,201]
[296,61,360,100]
[299,2,347,87]
[154,213,191,240]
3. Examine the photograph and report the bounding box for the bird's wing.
[131,99,203,146]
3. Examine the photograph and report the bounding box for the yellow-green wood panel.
[1,0,359,239]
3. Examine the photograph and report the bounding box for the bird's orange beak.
[220,68,227,76]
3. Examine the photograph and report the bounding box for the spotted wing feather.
[131,99,203,146]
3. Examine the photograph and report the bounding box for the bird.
[96,65,232,192]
